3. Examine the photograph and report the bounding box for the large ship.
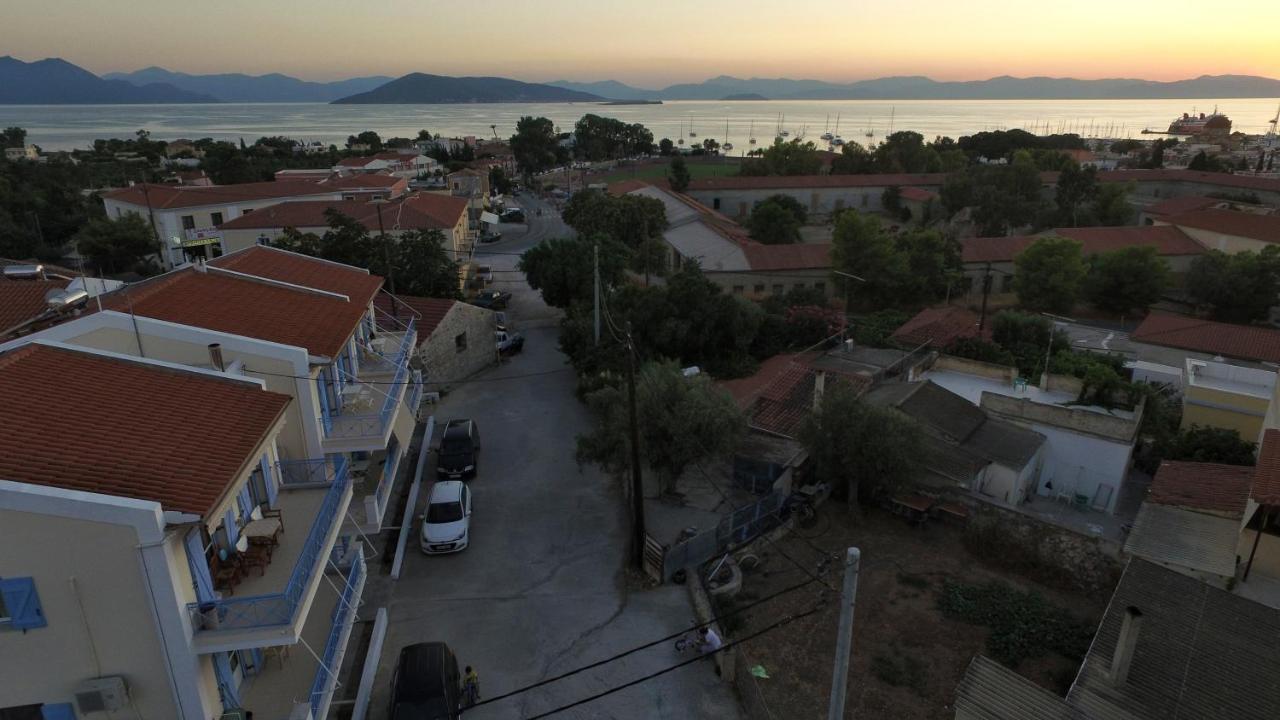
[1167,109,1232,135]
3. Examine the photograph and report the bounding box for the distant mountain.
[333,73,602,104]
[722,93,769,101]
[556,73,1280,101]
[548,79,658,101]
[103,67,392,103]
[0,56,217,104]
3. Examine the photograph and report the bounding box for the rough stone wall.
[416,303,496,388]
[935,354,1017,383]
[981,392,1142,443]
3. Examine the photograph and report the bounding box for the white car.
[420,481,472,555]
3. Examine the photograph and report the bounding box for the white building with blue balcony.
[0,342,365,720]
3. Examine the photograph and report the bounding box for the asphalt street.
[365,194,743,720]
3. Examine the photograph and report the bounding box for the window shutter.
[213,652,243,709]
[0,577,48,630]
[237,485,254,520]
[224,508,240,546]
[261,455,278,506]
[184,529,216,604]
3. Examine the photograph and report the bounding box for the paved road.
[366,195,742,720]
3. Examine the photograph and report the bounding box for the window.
[242,208,254,215]
[794,283,806,291]
[753,284,765,294]
[1001,275,1014,293]
[210,212,224,226]
[181,215,196,230]
[0,577,47,630]
[814,282,825,292]
[256,235,270,246]
[712,198,721,210]
[455,332,467,352]
[732,285,744,294]
[772,284,784,295]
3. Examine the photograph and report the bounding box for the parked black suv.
[389,642,461,720]
[437,419,480,479]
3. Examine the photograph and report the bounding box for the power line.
[519,601,828,720]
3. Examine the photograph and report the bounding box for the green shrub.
[937,580,1093,667]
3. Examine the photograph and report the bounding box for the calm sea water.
[3,98,1278,152]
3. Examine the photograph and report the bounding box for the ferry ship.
[1166,109,1232,135]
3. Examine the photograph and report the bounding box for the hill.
[333,73,602,104]
[0,56,217,104]
[547,79,658,101]
[103,67,392,102]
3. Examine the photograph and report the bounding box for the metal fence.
[660,490,785,582]
[309,550,366,719]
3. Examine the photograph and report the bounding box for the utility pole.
[832,270,866,344]
[827,547,861,720]
[374,200,396,294]
[625,323,646,570]
[978,262,993,333]
[139,181,165,268]
[593,242,601,345]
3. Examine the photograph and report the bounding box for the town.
[2,94,1280,720]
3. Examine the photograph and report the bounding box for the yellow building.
[1182,359,1276,440]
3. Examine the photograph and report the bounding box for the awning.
[480,211,500,225]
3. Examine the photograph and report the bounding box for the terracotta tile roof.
[218,193,464,234]
[1147,460,1254,516]
[740,243,832,271]
[0,344,289,515]
[98,266,368,358]
[899,186,939,202]
[746,357,871,437]
[688,173,950,191]
[718,352,814,409]
[890,306,982,348]
[321,174,407,192]
[101,181,337,209]
[210,245,384,307]
[1254,429,1280,505]
[373,294,460,346]
[1094,168,1280,193]
[1132,312,1280,364]
[961,226,1204,264]
[607,178,659,196]
[1143,195,1220,217]
[0,277,70,334]
[1167,208,1280,244]
[336,156,379,167]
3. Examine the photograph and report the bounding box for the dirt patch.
[718,506,1106,719]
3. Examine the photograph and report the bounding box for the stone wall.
[415,302,497,388]
[981,392,1143,443]
[934,354,1017,383]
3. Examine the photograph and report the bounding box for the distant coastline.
[601,99,662,105]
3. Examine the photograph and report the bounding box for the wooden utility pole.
[593,242,601,345]
[978,262,993,332]
[625,323,646,569]
[374,200,396,294]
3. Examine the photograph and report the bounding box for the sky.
[3,0,1278,86]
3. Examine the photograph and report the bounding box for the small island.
[601,99,662,105]
[721,93,769,101]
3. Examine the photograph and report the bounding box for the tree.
[346,130,382,152]
[1158,425,1257,466]
[393,229,462,299]
[896,229,961,305]
[1091,182,1133,226]
[748,201,802,245]
[1086,246,1169,315]
[577,359,745,494]
[1013,236,1086,313]
[74,214,156,275]
[872,131,942,173]
[831,210,903,306]
[1188,150,1230,173]
[739,139,822,176]
[416,129,434,142]
[658,138,675,156]
[2,127,26,148]
[510,116,562,182]
[1186,248,1280,322]
[574,114,654,161]
[667,156,690,191]
[881,186,903,216]
[1054,162,1098,227]
[488,166,513,195]
[829,142,877,174]
[518,235,629,308]
[561,189,667,250]
[799,383,922,504]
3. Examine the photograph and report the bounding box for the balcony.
[349,441,405,532]
[360,314,416,378]
[319,363,413,452]
[238,551,366,720]
[187,456,352,653]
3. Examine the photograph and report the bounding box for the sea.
[3,98,1279,152]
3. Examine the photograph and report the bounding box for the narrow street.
[365,195,743,719]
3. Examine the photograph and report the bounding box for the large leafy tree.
[739,139,822,176]
[667,156,690,191]
[896,228,962,305]
[748,199,802,245]
[394,229,462,299]
[800,383,922,504]
[1091,181,1134,226]
[561,189,667,251]
[1157,425,1257,466]
[830,210,903,307]
[518,235,629,308]
[1013,236,1086,313]
[1186,247,1280,322]
[1054,162,1097,227]
[577,359,745,495]
[74,214,157,275]
[574,114,654,160]
[1085,246,1169,315]
[510,116,562,182]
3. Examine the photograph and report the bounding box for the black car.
[500,208,525,223]
[471,290,512,309]
[390,642,461,720]
[437,419,480,479]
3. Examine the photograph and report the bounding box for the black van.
[389,642,461,720]
[437,419,480,479]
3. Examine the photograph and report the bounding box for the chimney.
[208,343,225,371]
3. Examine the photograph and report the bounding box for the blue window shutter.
[317,373,332,419]
[261,455,278,506]
[237,485,253,520]
[224,508,239,546]
[0,577,47,630]
[41,704,76,720]
[184,529,216,604]
[213,652,242,710]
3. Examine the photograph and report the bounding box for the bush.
[937,580,1093,667]
[872,652,927,694]
[943,337,1016,367]
[855,309,911,348]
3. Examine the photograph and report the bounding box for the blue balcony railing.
[360,316,416,376]
[188,456,350,633]
[406,369,424,415]
[374,446,402,516]
[319,362,410,440]
[309,551,365,718]
[276,456,345,487]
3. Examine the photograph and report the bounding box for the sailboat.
[748,120,756,145]
[722,119,733,152]
[688,115,697,138]
[821,114,833,141]
[831,113,843,145]
[677,120,684,146]
[779,113,790,137]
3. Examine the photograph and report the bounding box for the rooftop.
[217,192,467,234]
[102,181,337,209]
[1167,207,1280,244]
[0,344,289,516]
[961,225,1204,264]
[0,276,70,335]
[1146,460,1255,516]
[1254,429,1280,505]
[373,294,461,346]
[739,243,832,271]
[1132,312,1280,364]
[1185,357,1276,398]
[209,245,384,308]
[1142,194,1221,217]
[890,306,982,348]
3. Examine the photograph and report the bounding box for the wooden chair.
[212,552,242,596]
[262,507,284,533]
[241,544,270,577]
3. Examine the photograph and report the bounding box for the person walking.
[462,665,481,708]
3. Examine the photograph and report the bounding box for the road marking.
[1102,332,1113,350]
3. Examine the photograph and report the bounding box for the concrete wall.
[0,509,180,718]
[1182,384,1270,439]
[975,446,1044,507]
[981,392,1141,443]
[934,355,1017,384]
[703,269,834,300]
[416,303,497,387]
[687,184,923,221]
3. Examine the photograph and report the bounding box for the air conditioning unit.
[75,676,129,714]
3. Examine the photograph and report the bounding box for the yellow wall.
[1182,385,1270,439]
[704,269,834,300]
[0,510,178,717]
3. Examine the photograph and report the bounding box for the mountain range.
[548,74,1280,100]
[331,73,601,104]
[104,67,392,103]
[0,56,217,104]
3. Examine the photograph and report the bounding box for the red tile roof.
[891,306,982,348]
[0,277,70,334]
[1132,312,1280,364]
[1143,195,1220,217]
[373,294,460,346]
[210,245,384,307]
[102,181,337,209]
[1254,430,1280,505]
[961,226,1204,264]
[337,156,380,167]
[0,344,289,515]
[719,352,814,409]
[1148,461,1254,516]
[688,173,950,191]
[321,174,408,192]
[740,243,832,271]
[1167,208,1280,245]
[899,186,939,202]
[99,267,368,358]
[745,356,871,437]
[218,193,465,233]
